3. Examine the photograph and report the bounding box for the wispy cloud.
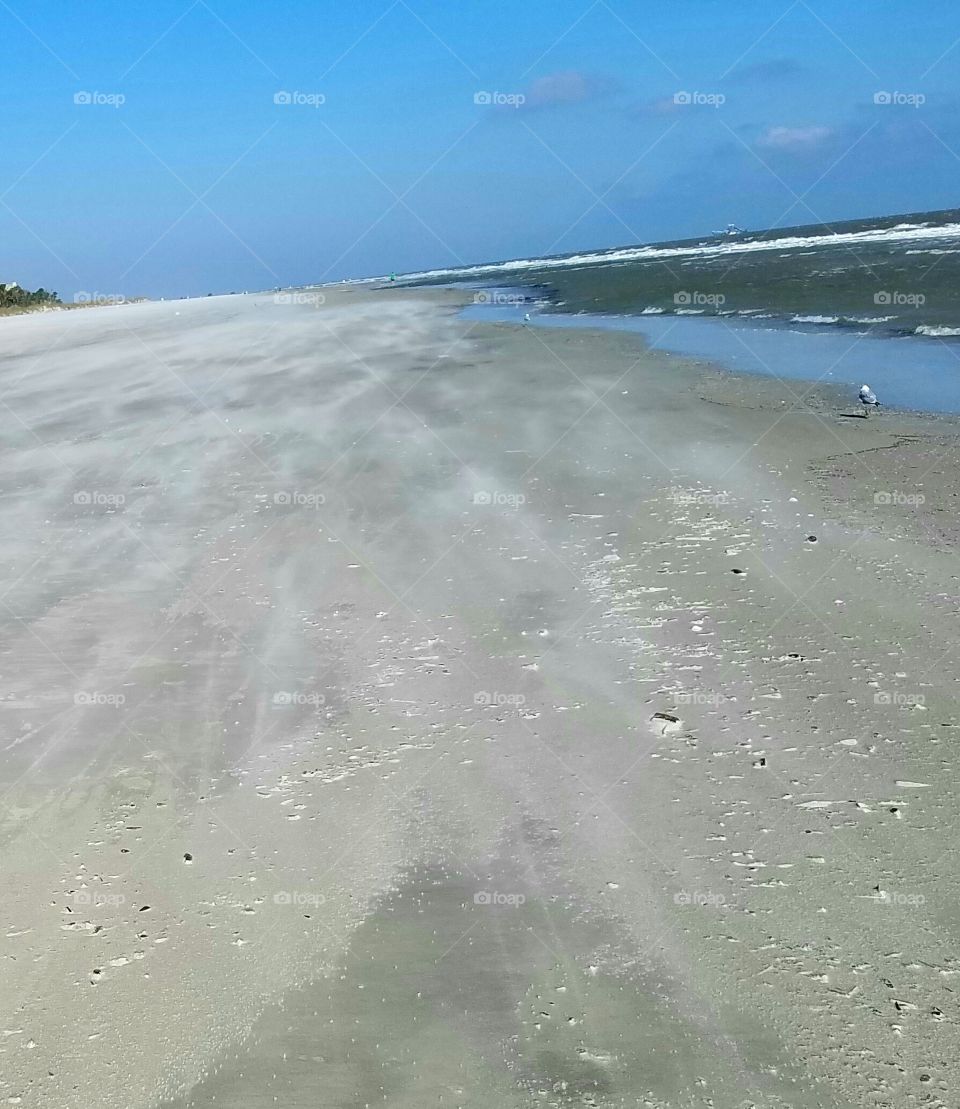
[519,70,617,111]
[757,124,834,151]
[631,94,684,118]
[724,57,806,84]
[631,91,726,119]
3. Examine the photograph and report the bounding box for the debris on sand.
[650,711,683,737]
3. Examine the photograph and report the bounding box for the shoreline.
[2,285,959,1108]
[456,292,960,415]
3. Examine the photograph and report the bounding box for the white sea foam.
[399,220,960,283]
[915,325,960,337]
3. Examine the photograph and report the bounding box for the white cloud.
[757,125,833,150]
[523,71,614,109]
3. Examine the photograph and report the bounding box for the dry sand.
[0,286,958,1108]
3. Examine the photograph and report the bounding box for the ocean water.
[460,299,960,415]
[403,207,960,339]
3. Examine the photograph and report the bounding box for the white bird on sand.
[523,312,531,323]
[859,384,880,415]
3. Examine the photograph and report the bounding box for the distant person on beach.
[859,384,880,416]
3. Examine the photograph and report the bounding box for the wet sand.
[1,287,958,1108]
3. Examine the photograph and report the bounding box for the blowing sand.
[0,286,957,1108]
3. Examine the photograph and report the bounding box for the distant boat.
[712,223,745,237]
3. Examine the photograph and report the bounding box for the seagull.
[859,384,880,416]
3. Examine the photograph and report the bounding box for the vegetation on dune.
[0,282,61,313]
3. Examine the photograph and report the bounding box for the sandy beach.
[1,286,958,1108]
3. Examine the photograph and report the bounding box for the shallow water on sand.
[462,301,960,414]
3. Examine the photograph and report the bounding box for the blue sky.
[2,0,959,298]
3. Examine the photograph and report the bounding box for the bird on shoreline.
[859,384,880,416]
